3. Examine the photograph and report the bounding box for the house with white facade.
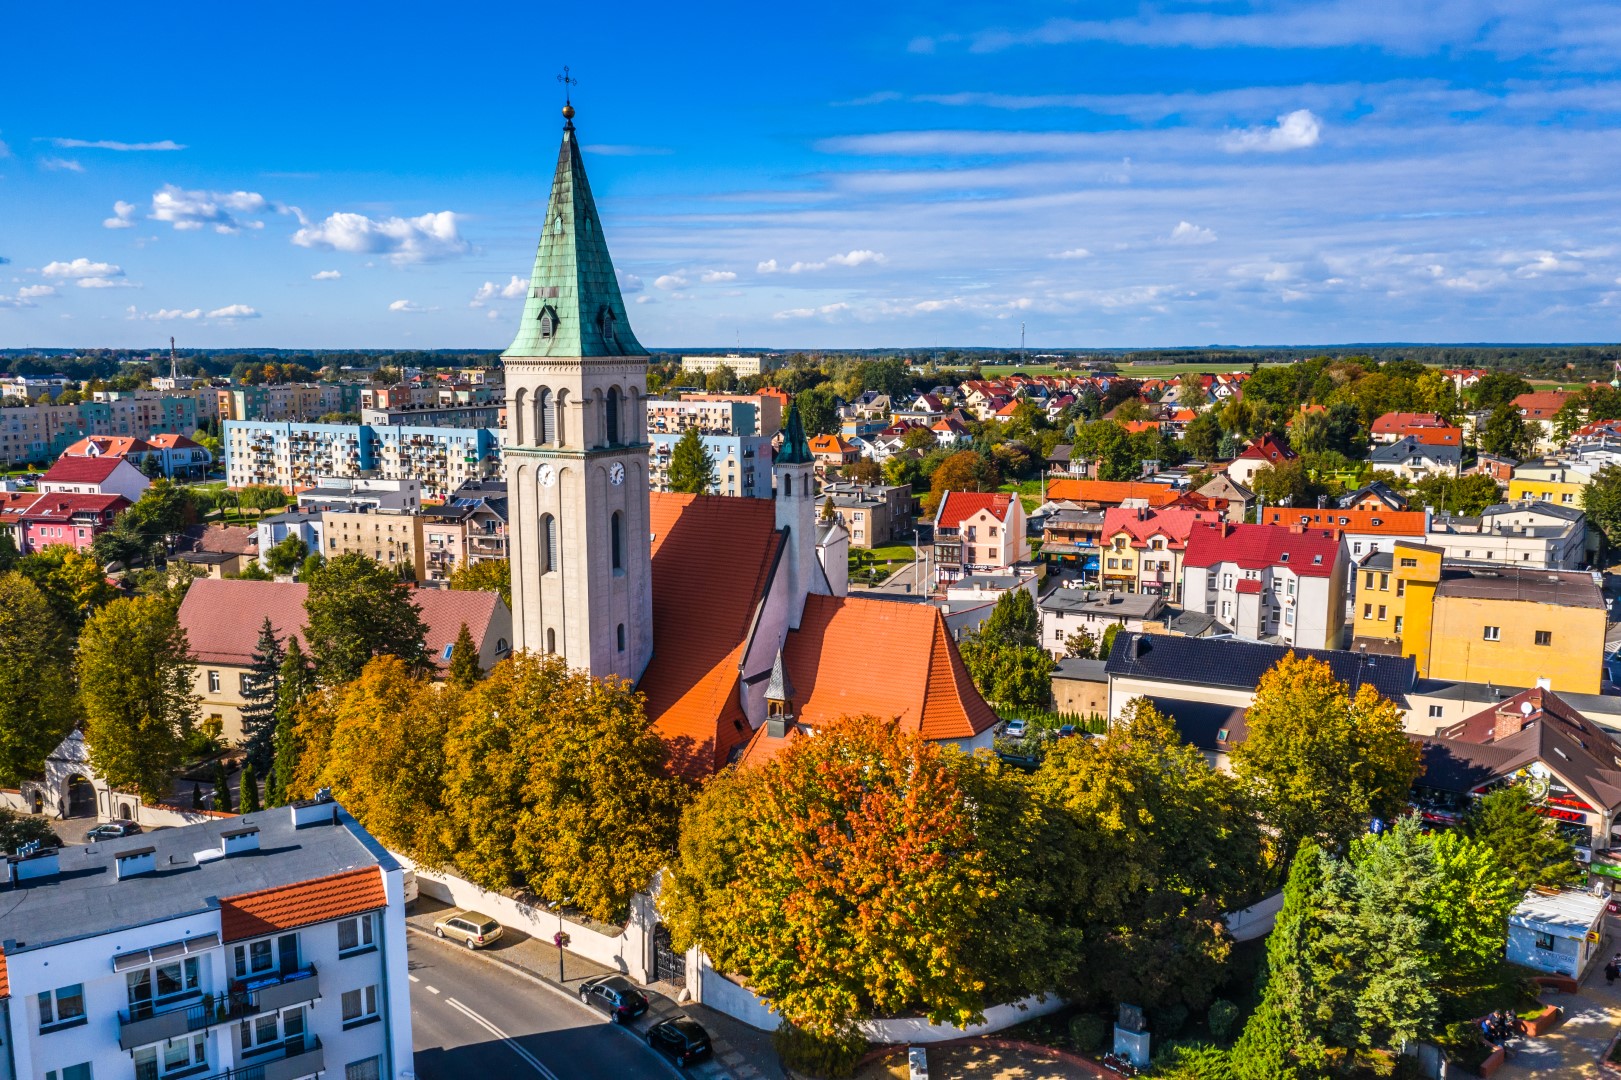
[0,795,411,1080]
[37,455,150,503]
[1424,501,1589,569]
[1370,434,1461,480]
[1181,522,1350,649]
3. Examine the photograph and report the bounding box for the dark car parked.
[578,975,649,1024]
[86,822,143,842]
[646,1016,712,1068]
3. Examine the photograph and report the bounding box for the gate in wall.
[652,923,686,984]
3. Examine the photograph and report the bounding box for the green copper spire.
[506,110,646,358]
[777,402,814,465]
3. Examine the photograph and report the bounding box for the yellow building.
[1506,460,1591,508]
[1353,540,1606,694]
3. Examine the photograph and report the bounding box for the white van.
[402,868,419,907]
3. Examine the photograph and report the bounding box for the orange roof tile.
[219,866,386,942]
[935,491,1015,530]
[1259,507,1427,536]
[1514,391,1574,419]
[1044,479,1181,508]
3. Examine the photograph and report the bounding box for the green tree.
[0,573,78,784]
[303,552,428,684]
[265,535,308,577]
[212,760,234,813]
[1464,783,1582,893]
[267,635,315,806]
[239,617,284,770]
[1232,654,1422,863]
[1232,843,1332,1079]
[0,806,59,850]
[959,594,1053,710]
[842,459,882,485]
[449,558,511,608]
[1478,401,1530,458]
[667,427,718,494]
[239,761,261,813]
[236,484,289,513]
[978,587,1040,648]
[0,531,18,574]
[1472,372,1532,411]
[1063,628,1098,659]
[1099,622,1123,660]
[1582,465,1621,551]
[79,595,198,800]
[441,653,689,923]
[1411,472,1503,516]
[1183,411,1222,460]
[233,561,274,581]
[796,385,839,437]
[15,547,117,634]
[449,622,481,690]
[1177,372,1208,409]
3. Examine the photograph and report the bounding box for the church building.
[503,104,998,775]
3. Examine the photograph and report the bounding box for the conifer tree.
[239,762,261,813]
[1465,784,1582,893]
[667,427,717,494]
[448,623,481,690]
[268,635,315,806]
[212,761,233,813]
[239,617,284,771]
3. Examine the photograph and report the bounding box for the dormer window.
[538,307,556,339]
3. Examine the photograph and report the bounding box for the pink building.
[19,493,130,554]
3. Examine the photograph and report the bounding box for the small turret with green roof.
[777,401,814,465]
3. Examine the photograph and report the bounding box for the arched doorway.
[65,775,96,818]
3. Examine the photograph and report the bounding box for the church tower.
[503,102,653,683]
[774,404,819,629]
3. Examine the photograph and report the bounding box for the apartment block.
[647,431,771,497]
[820,481,915,548]
[646,398,760,437]
[0,796,411,1080]
[1181,523,1350,649]
[225,421,501,499]
[0,389,217,467]
[217,384,364,424]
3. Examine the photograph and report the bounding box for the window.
[1365,571,1374,589]
[346,1058,382,1080]
[1428,704,1444,719]
[207,671,221,694]
[605,387,621,445]
[1377,605,1387,621]
[232,934,297,979]
[1379,573,1389,590]
[38,983,86,1031]
[1107,558,1118,569]
[338,914,375,955]
[989,526,998,537]
[1396,580,1405,598]
[241,1006,304,1055]
[540,514,557,574]
[535,389,552,445]
[1285,608,1294,626]
[611,511,623,571]
[44,1066,91,1080]
[1312,554,1322,565]
[239,672,253,697]
[1222,574,1234,590]
[127,957,200,1014]
[1363,604,1373,620]
[342,985,379,1028]
[545,628,556,654]
[1535,630,1552,646]
[1483,625,1501,641]
[1394,616,1404,634]
[1535,930,1555,951]
[617,623,626,652]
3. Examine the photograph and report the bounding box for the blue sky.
[3,1,1619,349]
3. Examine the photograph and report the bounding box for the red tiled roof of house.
[1235,578,1263,594]
[642,493,782,776]
[147,433,202,450]
[808,434,855,454]
[1235,434,1297,464]
[0,491,39,524]
[1514,391,1574,419]
[176,578,503,673]
[1259,507,1427,536]
[932,417,970,433]
[1370,411,1444,434]
[1044,479,1181,508]
[21,493,130,522]
[1118,420,1160,435]
[0,947,7,998]
[219,866,386,943]
[934,491,1015,530]
[62,435,153,457]
[41,455,125,485]
[1183,522,1343,576]
[1101,507,1224,549]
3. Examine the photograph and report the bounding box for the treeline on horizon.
[2,343,1620,383]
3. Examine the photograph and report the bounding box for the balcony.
[118,966,320,1051]
[155,1037,324,1080]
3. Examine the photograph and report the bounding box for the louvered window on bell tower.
[539,308,555,339]
[605,387,621,446]
[611,511,623,571]
[535,389,552,445]
[541,513,558,573]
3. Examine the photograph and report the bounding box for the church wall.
[738,549,791,727]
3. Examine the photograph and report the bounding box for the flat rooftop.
[1436,565,1604,608]
[0,803,391,954]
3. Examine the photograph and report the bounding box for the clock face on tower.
[609,462,625,486]
[537,463,556,487]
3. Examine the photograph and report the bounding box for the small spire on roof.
[765,645,796,704]
[777,402,814,465]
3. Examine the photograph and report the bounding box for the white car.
[1004,719,1027,739]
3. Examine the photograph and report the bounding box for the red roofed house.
[1515,391,1576,451]
[1181,522,1350,649]
[146,432,215,478]
[0,489,37,550]
[1045,478,1184,510]
[38,453,150,503]
[807,432,859,476]
[1225,434,1299,488]
[1370,412,1456,443]
[177,577,511,743]
[1099,506,1224,601]
[19,492,130,554]
[932,490,1028,584]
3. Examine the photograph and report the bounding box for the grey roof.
[765,647,796,703]
[955,573,1026,591]
[1435,565,1604,609]
[1371,436,1459,463]
[1340,481,1408,510]
[1144,696,1248,753]
[1053,657,1108,682]
[0,802,392,955]
[1105,631,1417,702]
[259,509,322,525]
[1481,500,1585,523]
[1162,609,1230,637]
[1039,589,1165,620]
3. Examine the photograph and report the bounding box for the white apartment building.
[1181,522,1351,649]
[1425,502,1589,569]
[225,421,502,499]
[0,795,411,1080]
[679,354,782,377]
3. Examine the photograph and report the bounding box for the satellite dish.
[1522,701,1535,716]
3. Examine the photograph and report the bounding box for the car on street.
[1003,718,1027,739]
[433,910,503,949]
[578,974,649,1024]
[646,1016,712,1068]
[86,822,143,842]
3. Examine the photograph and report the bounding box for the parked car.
[578,974,649,1024]
[646,1016,712,1067]
[433,911,502,949]
[1057,725,1077,739]
[1003,718,1027,739]
[86,822,142,842]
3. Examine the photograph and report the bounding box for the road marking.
[409,975,420,983]
[445,996,559,1080]
[425,985,440,995]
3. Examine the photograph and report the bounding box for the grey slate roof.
[1162,608,1230,637]
[1039,589,1166,620]
[1054,657,1109,682]
[1144,695,1249,753]
[1104,631,1417,702]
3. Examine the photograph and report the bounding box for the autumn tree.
[661,716,1084,1037]
[14,547,117,635]
[0,573,78,784]
[439,653,689,923]
[303,552,427,684]
[922,449,998,514]
[1465,783,1582,893]
[842,459,882,485]
[79,594,198,800]
[667,427,717,494]
[1232,654,1421,863]
[239,617,284,770]
[449,557,511,608]
[448,623,481,690]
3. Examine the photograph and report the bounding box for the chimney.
[115,846,157,880]
[220,826,261,857]
[1494,702,1532,742]
[290,788,339,829]
[9,844,58,883]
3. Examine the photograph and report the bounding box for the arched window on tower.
[539,307,556,339]
[605,386,621,446]
[534,389,552,446]
[617,623,626,653]
[540,513,558,573]
[513,388,527,445]
[546,628,556,654]
[611,511,623,571]
[784,473,793,498]
[554,390,569,446]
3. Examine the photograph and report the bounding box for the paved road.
[409,933,678,1080]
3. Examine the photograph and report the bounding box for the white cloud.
[760,250,889,274]
[77,277,135,289]
[40,157,83,172]
[43,258,123,279]
[292,210,469,265]
[827,249,887,267]
[1225,109,1323,153]
[1168,221,1218,245]
[757,259,779,273]
[0,295,35,309]
[774,302,851,320]
[700,270,738,283]
[1050,248,1092,260]
[617,270,643,293]
[207,304,260,319]
[470,275,527,307]
[103,200,137,229]
[486,309,501,320]
[149,185,274,233]
[126,306,201,321]
[17,285,56,299]
[654,273,689,290]
[388,299,435,313]
[311,269,342,281]
[50,138,185,151]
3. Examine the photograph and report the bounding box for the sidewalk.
[1496,925,1621,1078]
[407,896,781,1080]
